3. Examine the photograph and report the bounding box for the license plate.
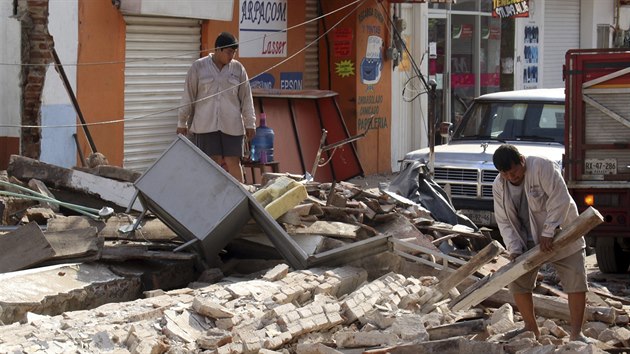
[584,158,617,175]
[460,209,495,226]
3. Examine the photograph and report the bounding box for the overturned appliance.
[131,135,388,269]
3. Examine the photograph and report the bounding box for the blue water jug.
[250,112,275,163]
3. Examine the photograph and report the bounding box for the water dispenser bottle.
[250,112,275,163]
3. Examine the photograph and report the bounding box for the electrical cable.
[0,0,366,68]
[0,0,368,130]
[0,179,114,219]
[377,0,431,100]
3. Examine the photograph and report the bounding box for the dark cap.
[215,32,238,50]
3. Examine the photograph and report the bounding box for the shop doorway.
[428,16,449,144]
[428,3,502,131]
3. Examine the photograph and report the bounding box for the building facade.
[0,0,624,176]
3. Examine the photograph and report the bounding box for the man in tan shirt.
[493,144,590,343]
[177,32,256,182]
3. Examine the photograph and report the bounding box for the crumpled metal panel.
[133,135,308,268]
[134,135,387,269]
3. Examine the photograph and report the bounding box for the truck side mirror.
[439,122,453,139]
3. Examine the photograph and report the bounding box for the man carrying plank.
[492,144,590,343]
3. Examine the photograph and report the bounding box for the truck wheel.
[595,237,630,273]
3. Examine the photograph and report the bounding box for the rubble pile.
[0,263,627,353]
[0,155,629,353]
[0,156,488,275]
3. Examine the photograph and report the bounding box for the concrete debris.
[0,162,629,353]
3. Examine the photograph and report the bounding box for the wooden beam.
[0,222,55,272]
[44,227,101,262]
[485,288,617,324]
[450,207,603,311]
[436,240,504,297]
[427,319,487,340]
[363,336,504,354]
[101,243,197,261]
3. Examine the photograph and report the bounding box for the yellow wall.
[77,0,126,166]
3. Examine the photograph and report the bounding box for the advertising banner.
[239,0,288,57]
[492,0,529,18]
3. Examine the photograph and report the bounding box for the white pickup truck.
[402,88,566,228]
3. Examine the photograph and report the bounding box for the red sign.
[333,28,353,58]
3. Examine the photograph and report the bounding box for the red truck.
[564,48,630,273]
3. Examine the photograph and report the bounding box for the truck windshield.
[452,101,565,143]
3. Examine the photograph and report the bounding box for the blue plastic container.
[250,112,275,163]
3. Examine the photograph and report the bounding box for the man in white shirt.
[177,32,256,182]
[492,144,590,343]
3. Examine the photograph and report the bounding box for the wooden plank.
[485,288,617,324]
[590,288,630,305]
[390,238,467,267]
[98,215,179,242]
[435,240,504,297]
[450,207,604,311]
[46,215,105,233]
[44,227,101,260]
[0,222,55,272]
[46,215,178,242]
[419,223,487,239]
[101,243,196,261]
[427,319,487,340]
[364,336,504,354]
[476,255,510,277]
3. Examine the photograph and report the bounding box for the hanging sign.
[239,0,288,57]
[492,0,529,19]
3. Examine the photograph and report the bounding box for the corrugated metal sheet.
[123,16,200,172]
[543,0,579,88]
[304,0,319,89]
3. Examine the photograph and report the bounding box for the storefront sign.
[279,72,303,90]
[335,60,355,78]
[333,28,353,58]
[357,95,387,131]
[239,0,288,57]
[452,24,473,39]
[523,24,539,89]
[493,0,529,19]
[250,73,275,89]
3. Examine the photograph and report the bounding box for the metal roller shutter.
[304,0,319,89]
[543,0,579,88]
[123,16,200,171]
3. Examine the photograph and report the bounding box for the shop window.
[481,16,501,96]
[500,17,515,91]
[452,0,478,11]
